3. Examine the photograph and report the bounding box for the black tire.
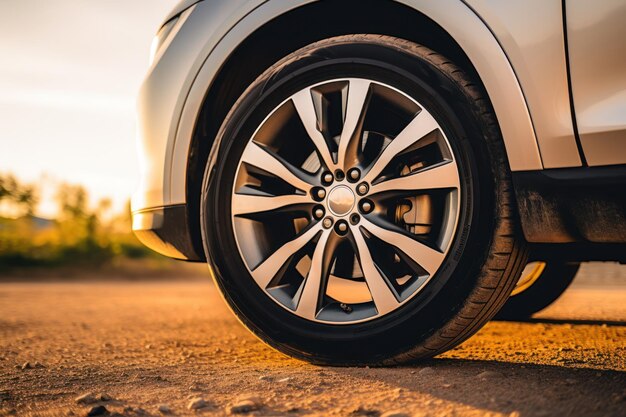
[201,35,528,365]
[495,262,580,320]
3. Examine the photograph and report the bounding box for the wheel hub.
[327,185,355,216]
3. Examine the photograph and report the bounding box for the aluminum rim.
[230,78,461,324]
[511,262,546,296]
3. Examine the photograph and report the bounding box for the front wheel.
[201,35,528,365]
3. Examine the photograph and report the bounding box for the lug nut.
[323,217,333,229]
[312,187,326,201]
[360,200,374,214]
[335,220,348,235]
[347,168,360,182]
[313,206,325,219]
[334,169,345,181]
[357,182,369,195]
[350,213,360,225]
[322,172,334,185]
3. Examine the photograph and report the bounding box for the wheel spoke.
[368,160,459,196]
[241,142,313,192]
[360,217,444,275]
[294,229,333,319]
[251,224,322,288]
[337,79,371,169]
[351,225,400,315]
[363,110,440,183]
[292,89,336,171]
[232,193,311,216]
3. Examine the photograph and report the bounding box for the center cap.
[327,185,355,216]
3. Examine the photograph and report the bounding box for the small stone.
[477,371,502,379]
[188,397,210,410]
[229,398,261,414]
[277,377,292,383]
[99,393,113,401]
[86,405,109,416]
[418,367,435,375]
[350,406,379,416]
[75,392,98,405]
[157,405,172,414]
[20,361,33,370]
[34,361,46,368]
[189,382,204,391]
[381,412,410,417]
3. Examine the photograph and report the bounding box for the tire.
[495,261,580,320]
[201,35,528,365]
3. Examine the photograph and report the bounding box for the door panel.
[567,0,626,166]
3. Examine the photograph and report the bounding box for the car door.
[566,0,626,166]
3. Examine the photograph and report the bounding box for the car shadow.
[317,317,626,416]
[324,358,625,416]
[494,317,626,327]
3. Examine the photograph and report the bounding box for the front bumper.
[132,205,203,261]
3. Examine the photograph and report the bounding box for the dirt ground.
[0,262,624,417]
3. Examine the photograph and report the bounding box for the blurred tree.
[1,174,160,270]
[0,174,39,217]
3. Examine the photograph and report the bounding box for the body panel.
[162,0,202,26]
[567,0,626,166]
[132,0,545,212]
[466,0,582,168]
[133,0,260,211]
[170,0,542,206]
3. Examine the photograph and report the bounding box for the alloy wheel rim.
[230,78,461,324]
[511,262,546,296]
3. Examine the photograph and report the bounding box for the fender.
[139,0,545,209]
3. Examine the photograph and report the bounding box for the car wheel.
[201,35,528,365]
[495,261,580,320]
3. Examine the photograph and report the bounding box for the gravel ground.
[0,262,624,417]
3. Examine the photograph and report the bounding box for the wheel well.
[186,0,485,258]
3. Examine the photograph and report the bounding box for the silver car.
[132,0,626,365]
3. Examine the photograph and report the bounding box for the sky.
[0,0,180,217]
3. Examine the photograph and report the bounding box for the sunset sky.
[0,0,179,216]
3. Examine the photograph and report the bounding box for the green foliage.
[0,174,159,270]
[0,174,38,216]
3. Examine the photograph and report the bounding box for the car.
[132,0,626,365]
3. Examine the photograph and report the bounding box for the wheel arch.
[174,0,542,258]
